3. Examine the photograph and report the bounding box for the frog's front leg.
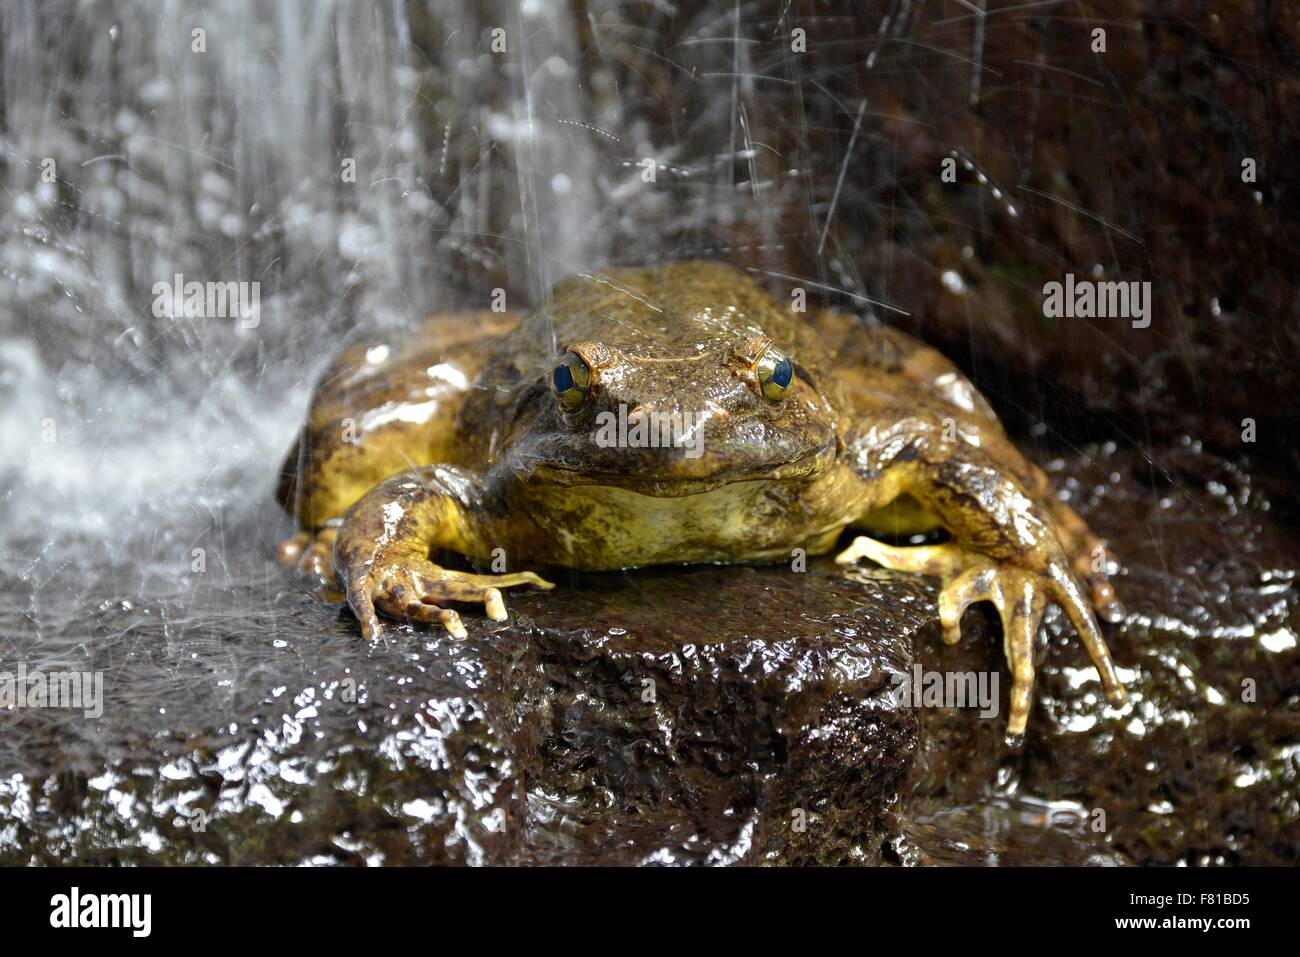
[835,414,1126,739]
[333,465,553,641]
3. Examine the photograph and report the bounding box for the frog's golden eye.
[551,351,592,412]
[755,348,793,402]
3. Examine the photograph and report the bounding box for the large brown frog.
[277,260,1126,738]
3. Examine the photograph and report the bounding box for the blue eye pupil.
[772,357,792,388]
[553,364,574,392]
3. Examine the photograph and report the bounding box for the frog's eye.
[755,348,793,402]
[551,351,592,412]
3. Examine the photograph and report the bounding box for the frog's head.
[511,331,839,495]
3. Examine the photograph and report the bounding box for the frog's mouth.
[523,441,836,497]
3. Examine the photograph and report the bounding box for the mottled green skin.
[277,261,1126,736]
[280,261,1001,565]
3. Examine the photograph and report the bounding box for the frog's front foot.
[278,526,338,581]
[341,552,554,642]
[836,537,1125,738]
[328,465,554,641]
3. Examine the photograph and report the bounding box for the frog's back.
[499,260,987,424]
[278,310,517,527]
[511,261,825,367]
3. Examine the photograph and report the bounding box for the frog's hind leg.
[837,533,1118,737]
[835,422,1127,738]
[838,539,985,647]
[836,539,1002,650]
[278,525,339,582]
[836,537,962,578]
[1025,463,1125,623]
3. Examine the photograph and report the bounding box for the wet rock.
[785,2,1300,477]
[5,438,1292,866]
[0,542,933,865]
[512,565,927,865]
[1,438,1295,865]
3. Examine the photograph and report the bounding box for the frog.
[276,260,1126,738]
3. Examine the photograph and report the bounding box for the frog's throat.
[521,444,835,497]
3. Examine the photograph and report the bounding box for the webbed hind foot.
[278,525,338,581]
[836,536,1126,737]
